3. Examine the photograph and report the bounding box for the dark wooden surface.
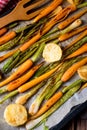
[61,109,87,130]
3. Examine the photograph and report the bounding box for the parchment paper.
[0,1,87,130]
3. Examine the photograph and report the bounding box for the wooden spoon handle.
[0,10,17,29]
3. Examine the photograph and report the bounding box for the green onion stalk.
[7,22,18,29]
[2,50,21,73]
[0,42,45,95]
[0,6,63,52]
[0,18,47,52]
[74,0,84,5]
[2,36,58,73]
[32,61,59,79]
[15,47,38,68]
[3,19,82,72]
[3,44,39,73]
[77,2,87,8]
[1,12,82,66]
[15,63,61,105]
[45,56,84,99]
[1,17,82,72]
[2,39,45,73]
[43,18,82,38]
[26,81,82,130]
[62,79,84,93]
[15,40,42,67]
[0,61,59,104]
[0,81,46,104]
[28,79,55,115]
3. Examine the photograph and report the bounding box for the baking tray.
[0,1,87,130]
[51,101,87,130]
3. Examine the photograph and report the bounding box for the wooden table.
[61,109,87,130]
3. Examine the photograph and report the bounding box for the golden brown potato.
[4,104,28,126]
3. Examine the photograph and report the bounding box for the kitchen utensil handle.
[0,10,17,29]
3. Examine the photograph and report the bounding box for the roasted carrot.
[58,8,87,30]
[0,49,18,62]
[42,4,76,35]
[31,91,63,119]
[0,64,61,93]
[7,62,43,91]
[0,42,45,87]
[20,5,76,52]
[0,31,16,45]
[18,64,62,93]
[20,33,41,51]
[65,43,87,59]
[0,28,7,36]
[59,25,87,42]
[0,22,18,36]
[64,30,87,50]
[0,59,33,87]
[61,57,87,82]
[33,0,63,23]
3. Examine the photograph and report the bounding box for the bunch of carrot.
[0,0,87,130]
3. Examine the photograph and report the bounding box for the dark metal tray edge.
[50,101,87,130]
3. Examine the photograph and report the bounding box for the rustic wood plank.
[76,119,86,130]
[61,109,87,130]
[80,110,87,120]
[61,120,75,130]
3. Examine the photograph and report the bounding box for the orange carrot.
[0,28,7,36]
[33,0,63,23]
[7,63,43,91]
[20,5,76,52]
[18,64,62,93]
[30,91,63,119]
[66,43,87,59]
[20,33,41,51]
[59,25,87,42]
[64,30,87,50]
[0,59,33,87]
[0,49,18,62]
[0,31,16,45]
[61,57,87,82]
[42,4,76,35]
[58,8,87,29]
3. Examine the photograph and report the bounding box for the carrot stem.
[77,2,87,8]
[0,90,18,104]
